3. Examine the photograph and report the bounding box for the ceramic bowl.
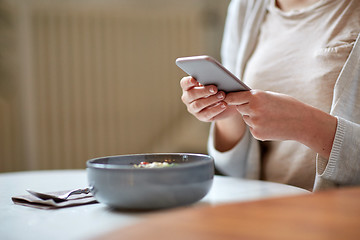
[86,153,214,209]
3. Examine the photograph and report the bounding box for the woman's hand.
[180,76,238,122]
[225,90,337,159]
[180,76,247,152]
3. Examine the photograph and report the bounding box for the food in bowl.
[86,153,214,210]
[133,161,176,168]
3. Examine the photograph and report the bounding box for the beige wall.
[0,0,230,172]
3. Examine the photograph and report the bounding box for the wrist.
[299,106,337,159]
[214,114,246,152]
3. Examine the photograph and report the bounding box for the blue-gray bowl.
[86,153,214,210]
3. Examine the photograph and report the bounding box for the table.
[100,186,360,240]
[0,170,308,240]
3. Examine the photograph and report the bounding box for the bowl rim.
[86,153,214,170]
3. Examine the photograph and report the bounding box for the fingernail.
[220,102,226,108]
[209,87,216,94]
[217,92,224,99]
[188,77,195,85]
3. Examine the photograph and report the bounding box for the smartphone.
[176,55,250,92]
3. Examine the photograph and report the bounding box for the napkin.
[12,190,98,210]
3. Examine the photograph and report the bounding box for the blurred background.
[0,0,230,172]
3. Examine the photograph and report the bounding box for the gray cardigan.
[208,0,360,191]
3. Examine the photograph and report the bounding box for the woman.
[180,0,360,191]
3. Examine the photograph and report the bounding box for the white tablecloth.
[0,170,308,240]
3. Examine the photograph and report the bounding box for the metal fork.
[26,188,91,203]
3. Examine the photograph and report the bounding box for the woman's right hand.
[180,76,239,122]
[180,76,247,152]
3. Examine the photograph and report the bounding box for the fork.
[26,188,91,203]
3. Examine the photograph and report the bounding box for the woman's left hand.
[225,90,337,158]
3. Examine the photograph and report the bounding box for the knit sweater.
[208,0,360,191]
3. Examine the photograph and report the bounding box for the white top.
[208,0,360,191]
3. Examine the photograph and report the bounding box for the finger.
[189,92,225,113]
[242,115,253,128]
[182,85,219,104]
[180,76,198,91]
[225,91,252,105]
[235,103,251,115]
[197,101,227,122]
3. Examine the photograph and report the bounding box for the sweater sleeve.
[314,33,360,191]
[207,123,261,180]
[314,118,360,190]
